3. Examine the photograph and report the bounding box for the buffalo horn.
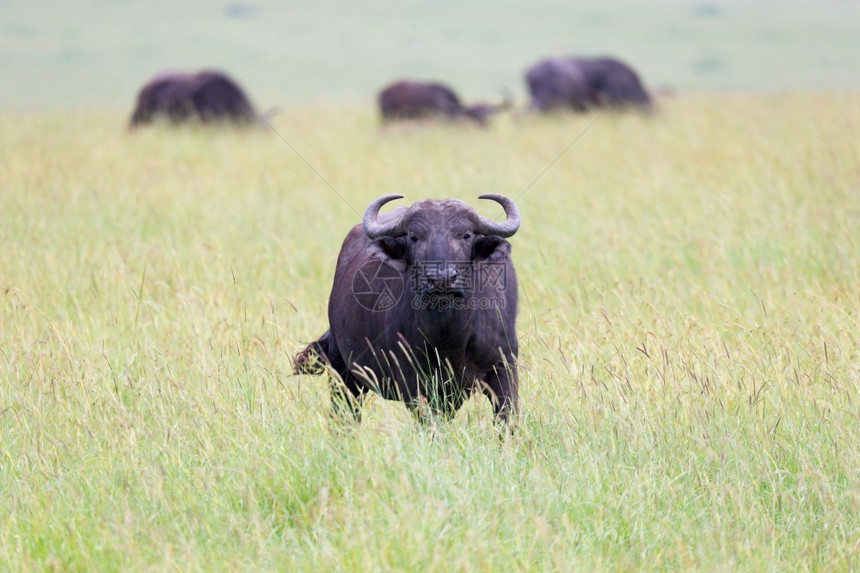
[476,194,520,237]
[363,194,406,238]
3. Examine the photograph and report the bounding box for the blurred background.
[1,0,859,111]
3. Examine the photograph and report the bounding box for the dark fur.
[578,58,652,109]
[378,81,510,127]
[295,199,519,424]
[129,70,257,127]
[526,56,652,113]
[525,58,592,112]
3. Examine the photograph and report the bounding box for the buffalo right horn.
[363,194,406,239]
[476,194,520,238]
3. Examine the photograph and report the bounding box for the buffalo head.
[363,194,519,295]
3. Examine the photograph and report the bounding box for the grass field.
[1,93,859,569]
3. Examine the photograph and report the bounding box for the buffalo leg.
[293,330,334,375]
[481,361,519,426]
[294,330,366,422]
[322,336,366,423]
[329,376,366,424]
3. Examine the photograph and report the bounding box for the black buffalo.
[526,56,652,113]
[378,80,512,126]
[129,70,258,127]
[295,194,521,426]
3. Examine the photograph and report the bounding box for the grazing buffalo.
[295,194,521,426]
[129,70,258,127]
[526,56,652,113]
[525,58,594,112]
[378,80,512,126]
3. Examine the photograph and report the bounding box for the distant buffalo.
[378,80,512,126]
[295,194,521,427]
[129,70,259,127]
[526,56,652,113]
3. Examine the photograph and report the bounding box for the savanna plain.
[2,94,860,570]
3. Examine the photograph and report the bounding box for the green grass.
[2,94,860,569]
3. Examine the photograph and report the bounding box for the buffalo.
[129,70,258,127]
[526,56,652,113]
[295,194,521,427]
[378,80,512,127]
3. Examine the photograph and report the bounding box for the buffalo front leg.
[481,361,519,427]
[329,375,366,424]
[299,330,366,424]
[325,343,366,424]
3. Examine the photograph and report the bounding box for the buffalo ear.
[366,237,408,269]
[473,236,512,262]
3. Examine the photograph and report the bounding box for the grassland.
[1,94,860,570]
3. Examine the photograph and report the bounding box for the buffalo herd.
[129,55,653,128]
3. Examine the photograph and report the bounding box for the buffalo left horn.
[363,194,406,239]
[476,194,520,237]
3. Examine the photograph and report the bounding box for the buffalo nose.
[427,265,459,290]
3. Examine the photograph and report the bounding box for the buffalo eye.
[409,233,419,243]
[462,233,471,241]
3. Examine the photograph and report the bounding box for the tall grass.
[1,94,859,570]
